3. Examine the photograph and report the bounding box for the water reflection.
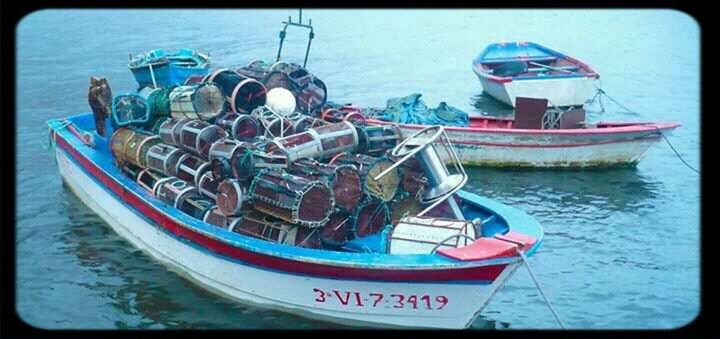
[464,167,662,218]
[57,185,345,329]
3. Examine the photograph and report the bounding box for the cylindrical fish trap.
[289,113,327,134]
[319,211,353,248]
[169,82,225,121]
[123,130,158,168]
[329,153,400,202]
[264,121,359,163]
[178,120,228,159]
[319,107,367,125]
[234,60,272,81]
[111,93,149,127]
[203,206,229,228]
[264,62,328,115]
[214,112,261,141]
[205,68,267,113]
[110,128,135,166]
[136,168,171,195]
[197,171,221,200]
[120,163,143,180]
[396,157,428,197]
[183,74,206,86]
[287,159,363,212]
[175,154,211,187]
[145,143,187,177]
[248,169,334,227]
[352,197,390,238]
[177,194,215,220]
[216,178,246,216]
[146,116,170,135]
[158,118,180,145]
[251,105,294,139]
[228,210,321,248]
[389,194,425,225]
[155,177,198,209]
[207,138,242,179]
[229,142,262,182]
[356,124,403,157]
[158,118,194,147]
[140,86,173,118]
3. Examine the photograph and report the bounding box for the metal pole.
[303,29,314,68]
[148,63,158,88]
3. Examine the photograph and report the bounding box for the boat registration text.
[312,288,448,310]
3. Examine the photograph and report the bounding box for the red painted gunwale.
[367,118,680,136]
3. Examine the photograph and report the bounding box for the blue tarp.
[369,93,469,127]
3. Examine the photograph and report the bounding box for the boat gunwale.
[367,118,680,137]
[472,41,600,81]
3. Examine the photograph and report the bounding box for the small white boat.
[472,41,600,108]
[328,103,680,168]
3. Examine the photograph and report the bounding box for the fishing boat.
[47,112,544,329]
[128,48,210,88]
[472,41,600,108]
[337,98,680,167]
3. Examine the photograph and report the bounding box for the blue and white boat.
[128,48,210,88]
[472,42,600,108]
[47,112,544,329]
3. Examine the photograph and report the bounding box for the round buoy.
[265,87,297,116]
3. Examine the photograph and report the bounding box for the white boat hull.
[431,130,658,167]
[367,119,669,167]
[477,74,596,108]
[55,147,520,329]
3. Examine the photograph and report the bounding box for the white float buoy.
[265,87,297,116]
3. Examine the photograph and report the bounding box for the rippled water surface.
[15,9,700,329]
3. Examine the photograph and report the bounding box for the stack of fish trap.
[108,61,434,250]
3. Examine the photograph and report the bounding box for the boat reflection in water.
[464,167,660,217]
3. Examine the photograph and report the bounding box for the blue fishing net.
[370,93,469,127]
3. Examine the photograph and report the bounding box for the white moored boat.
[472,41,600,108]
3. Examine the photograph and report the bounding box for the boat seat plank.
[436,237,517,261]
[527,65,579,72]
[480,56,557,64]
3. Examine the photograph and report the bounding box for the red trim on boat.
[367,118,680,137]
[54,134,509,283]
[448,135,662,148]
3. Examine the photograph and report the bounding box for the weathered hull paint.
[54,141,522,329]
[368,119,672,167]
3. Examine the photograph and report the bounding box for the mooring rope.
[655,127,700,174]
[594,88,637,115]
[590,88,699,174]
[516,248,566,329]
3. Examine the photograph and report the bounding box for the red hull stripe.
[368,118,679,137]
[448,135,662,148]
[55,133,507,283]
